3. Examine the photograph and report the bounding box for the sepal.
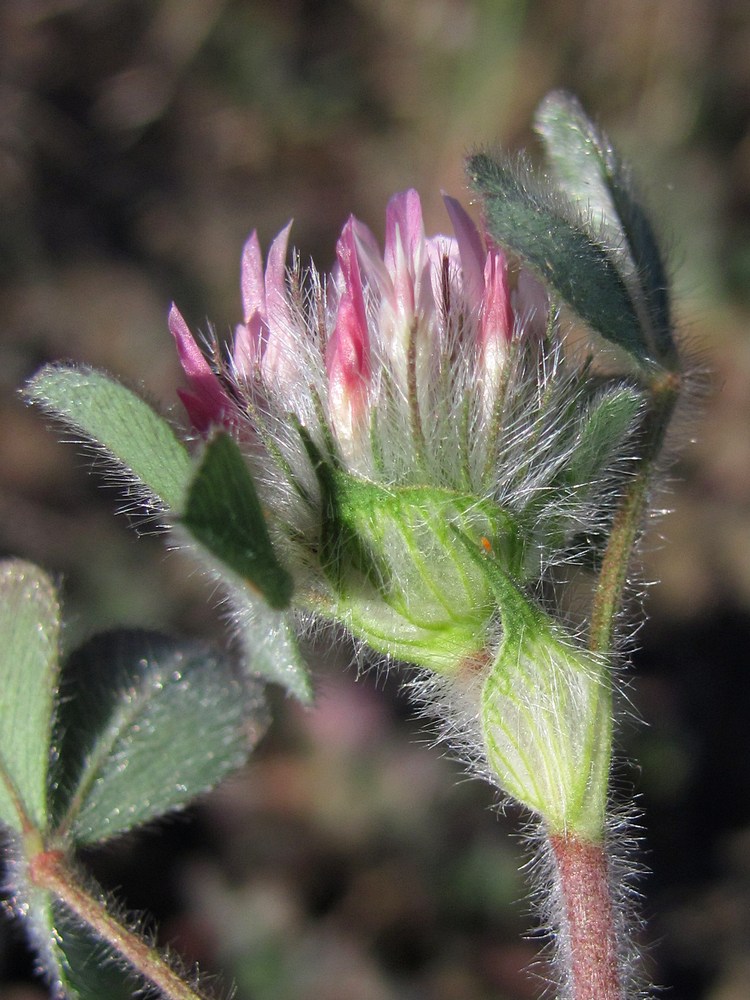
[300,443,523,674]
[179,431,313,701]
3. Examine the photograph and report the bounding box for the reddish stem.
[29,849,210,1000]
[549,834,622,1000]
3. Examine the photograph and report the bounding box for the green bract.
[304,452,520,672]
[182,432,294,611]
[481,600,611,839]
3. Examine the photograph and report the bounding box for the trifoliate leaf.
[467,152,652,365]
[51,631,268,844]
[0,560,59,834]
[534,90,675,366]
[182,432,294,611]
[534,91,626,250]
[15,851,158,1000]
[25,365,192,512]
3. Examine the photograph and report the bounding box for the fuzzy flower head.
[171,191,557,658]
[170,189,642,834]
[170,190,638,666]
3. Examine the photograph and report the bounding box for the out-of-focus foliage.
[1,2,749,998]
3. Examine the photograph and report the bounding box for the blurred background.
[1,1,749,997]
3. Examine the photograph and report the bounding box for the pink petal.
[336,217,368,339]
[260,221,295,381]
[327,291,370,450]
[384,189,426,316]
[328,293,370,400]
[233,318,262,378]
[169,304,210,382]
[425,234,460,303]
[475,250,513,398]
[169,304,232,432]
[384,189,424,270]
[350,216,382,261]
[240,230,266,325]
[481,249,513,346]
[350,217,391,299]
[176,389,223,435]
[327,218,371,435]
[265,221,293,316]
[443,194,485,306]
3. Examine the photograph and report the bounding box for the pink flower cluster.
[170,189,544,476]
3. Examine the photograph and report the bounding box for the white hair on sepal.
[493,341,649,583]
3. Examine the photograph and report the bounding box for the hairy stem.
[589,371,680,655]
[548,371,679,999]
[29,849,213,1000]
[549,834,622,1000]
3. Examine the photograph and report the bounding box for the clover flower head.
[170,187,639,661]
[169,188,642,830]
[171,189,537,465]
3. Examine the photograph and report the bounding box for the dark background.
[1,2,749,998]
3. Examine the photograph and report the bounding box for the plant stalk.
[547,371,679,999]
[29,849,212,1000]
[589,371,680,656]
[549,834,622,1000]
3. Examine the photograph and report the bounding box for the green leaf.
[0,560,59,834]
[52,631,268,844]
[36,893,140,1000]
[182,432,294,611]
[25,364,192,512]
[480,620,611,839]
[231,594,313,704]
[566,384,644,489]
[534,91,634,255]
[534,90,675,366]
[467,152,652,365]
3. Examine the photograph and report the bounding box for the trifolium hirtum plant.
[17,91,681,1000]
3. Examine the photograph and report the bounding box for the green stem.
[546,370,679,999]
[29,850,213,1000]
[589,371,680,656]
